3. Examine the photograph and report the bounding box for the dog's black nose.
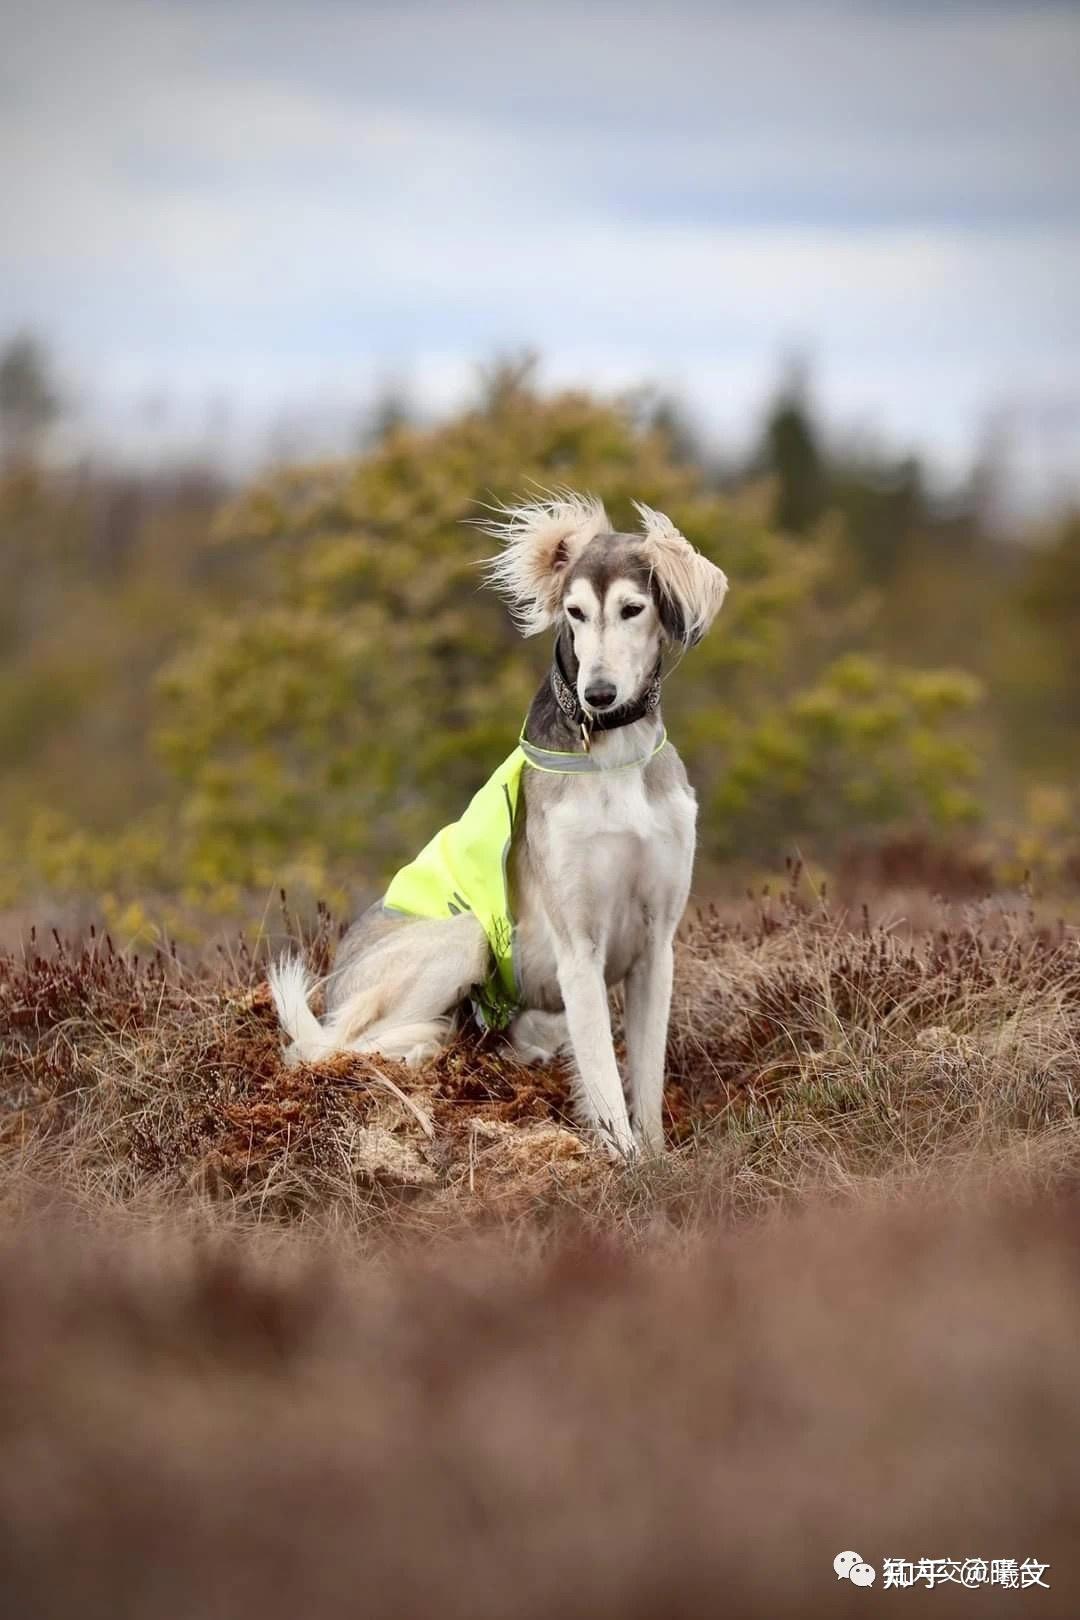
[584,682,617,710]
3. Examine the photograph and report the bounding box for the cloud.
[1,0,1078,489]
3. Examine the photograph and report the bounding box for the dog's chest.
[515,759,696,999]
[552,771,690,900]
[552,769,665,852]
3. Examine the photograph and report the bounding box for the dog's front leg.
[556,945,636,1160]
[623,936,675,1154]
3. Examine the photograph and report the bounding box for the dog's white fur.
[269,494,727,1158]
[506,715,697,1157]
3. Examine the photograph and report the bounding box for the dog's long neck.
[522,626,664,761]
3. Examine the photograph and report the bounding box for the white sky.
[2,0,1079,500]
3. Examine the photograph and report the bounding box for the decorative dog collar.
[550,643,662,752]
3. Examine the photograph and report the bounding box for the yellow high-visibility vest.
[383,728,668,1029]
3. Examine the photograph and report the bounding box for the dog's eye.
[621,602,645,620]
[567,605,585,622]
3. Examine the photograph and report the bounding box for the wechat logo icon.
[834,1551,876,1587]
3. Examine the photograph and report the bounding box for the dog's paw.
[632,1124,666,1159]
[507,1010,570,1067]
[511,1039,554,1068]
[597,1120,639,1165]
[404,1039,442,1068]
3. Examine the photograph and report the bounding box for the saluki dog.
[269,493,728,1158]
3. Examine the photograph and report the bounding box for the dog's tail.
[268,950,461,1069]
[267,955,338,1066]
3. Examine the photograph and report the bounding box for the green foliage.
[759,365,827,535]
[1003,513,1080,773]
[0,333,59,466]
[153,368,983,894]
[0,461,232,901]
[711,656,982,858]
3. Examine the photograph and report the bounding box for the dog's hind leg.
[326,912,489,1067]
[508,1008,570,1066]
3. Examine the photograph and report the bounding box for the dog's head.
[481,492,728,716]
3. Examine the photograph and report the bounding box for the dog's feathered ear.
[479,493,610,636]
[635,501,728,648]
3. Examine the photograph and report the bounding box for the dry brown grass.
[2,882,1078,1241]
[2,884,1080,1614]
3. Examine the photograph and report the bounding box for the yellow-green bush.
[152,372,983,896]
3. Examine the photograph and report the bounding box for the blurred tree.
[476,351,541,418]
[153,370,981,896]
[754,363,974,584]
[362,389,414,449]
[634,390,707,469]
[0,334,60,468]
[1001,512,1080,773]
[1021,512,1080,644]
[830,450,928,581]
[0,459,239,865]
[759,362,827,535]
[356,370,418,451]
